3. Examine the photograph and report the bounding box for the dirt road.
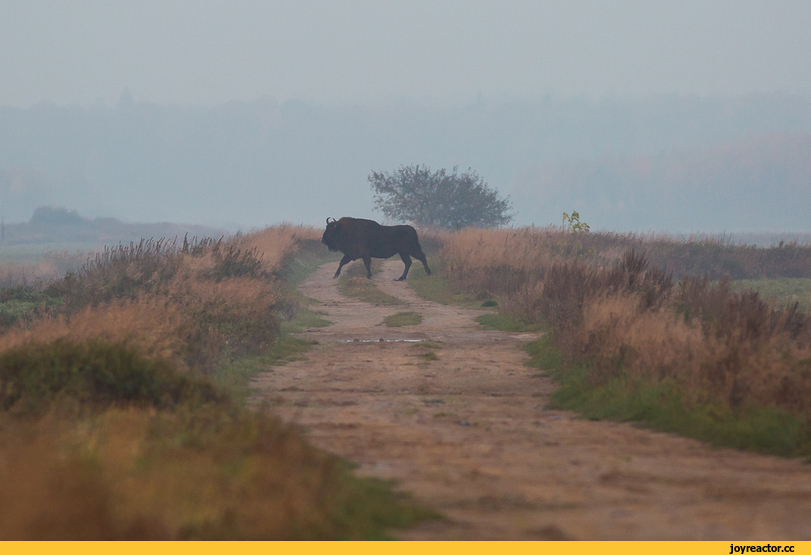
[250,260,811,540]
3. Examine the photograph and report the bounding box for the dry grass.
[236,224,322,274]
[0,404,425,539]
[436,227,811,425]
[0,230,302,371]
[0,301,198,371]
[0,276,282,375]
[0,225,439,539]
[441,226,811,290]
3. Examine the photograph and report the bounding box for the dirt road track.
[249,260,811,540]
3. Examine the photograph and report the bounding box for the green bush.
[0,284,62,330]
[0,339,225,412]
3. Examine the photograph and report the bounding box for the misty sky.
[2,1,811,234]
[2,0,811,107]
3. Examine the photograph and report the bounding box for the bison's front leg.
[334,254,352,278]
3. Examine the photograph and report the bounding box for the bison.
[322,217,431,281]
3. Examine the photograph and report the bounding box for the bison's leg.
[334,254,352,278]
[396,253,412,281]
[410,245,431,276]
[362,255,373,279]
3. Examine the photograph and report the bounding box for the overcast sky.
[2,0,811,107]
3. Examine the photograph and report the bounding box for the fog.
[1,1,811,233]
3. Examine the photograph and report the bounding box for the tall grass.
[0,403,434,539]
[435,226,811,455]
[0,224,437,539]
[1,230,308,371]
[441,227,811,290]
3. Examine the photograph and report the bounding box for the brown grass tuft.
[236,224,322,274]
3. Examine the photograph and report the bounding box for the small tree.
[369,165,513,229]
[562,211,590,234]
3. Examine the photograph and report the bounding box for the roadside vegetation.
[384,312,422,327]
[0,225,435,539]
[731,277,811,313]
[337,260,405,306]
[407,257,481,309]
[417,224,811,458]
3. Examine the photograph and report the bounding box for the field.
[0,225,435,539]
[732,277,811,313]
[2,222,811,539]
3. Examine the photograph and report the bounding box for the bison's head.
[322,217,342,251]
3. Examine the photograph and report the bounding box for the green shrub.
[0,284,62,330]
[0,339,225,412]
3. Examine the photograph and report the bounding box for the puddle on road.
[339,338,427,343]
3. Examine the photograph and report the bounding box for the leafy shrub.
[370,165,513,228]
[0,284,61,330]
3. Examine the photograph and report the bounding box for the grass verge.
[408,258,544,332]
[407,259,481,308]
[213,336,317,402]
[475,313,546,333]
[526,334,811,458]
[337,261,404,306]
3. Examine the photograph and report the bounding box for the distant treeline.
[1,93,810,230]
[1,206,225,246]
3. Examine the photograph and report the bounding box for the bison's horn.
[326,217,335,224]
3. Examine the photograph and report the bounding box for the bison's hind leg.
[412,246,431,276]
[396,253,413,281]
[362,255,373,279]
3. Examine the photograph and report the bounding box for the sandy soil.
[249,260,811,540]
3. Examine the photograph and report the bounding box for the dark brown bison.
[322,217,431,281]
